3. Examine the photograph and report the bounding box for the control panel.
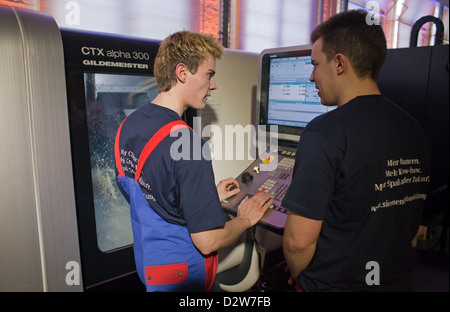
[221,145,297,234]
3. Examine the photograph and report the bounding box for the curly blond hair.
[154,31,224,92]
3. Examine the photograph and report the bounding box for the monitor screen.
[259,46,336,137]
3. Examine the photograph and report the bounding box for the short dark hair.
[311,9,387,80]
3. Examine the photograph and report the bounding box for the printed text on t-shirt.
[371,158,429,212]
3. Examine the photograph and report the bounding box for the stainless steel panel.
[0,4,43,292]
[0,5,82,291]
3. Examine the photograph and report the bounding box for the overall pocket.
[144,263,188,286]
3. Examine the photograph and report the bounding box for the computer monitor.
[259,45,335,139]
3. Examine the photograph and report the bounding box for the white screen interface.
[267,56,335,128]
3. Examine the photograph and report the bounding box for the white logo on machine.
[81,46,150,69]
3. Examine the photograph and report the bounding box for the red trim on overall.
[114,118,127,177]
[145,262,188,286]
[204,252,219,292]
[134,120,191,182]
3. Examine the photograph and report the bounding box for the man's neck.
[337,77,380,107]
[152,91,185,117]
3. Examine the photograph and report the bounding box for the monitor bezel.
[259,44,314,138]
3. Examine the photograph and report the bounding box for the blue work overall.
[115,120,218,292]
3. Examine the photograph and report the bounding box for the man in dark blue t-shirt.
[116,31,272,291]
[282,10,430,291]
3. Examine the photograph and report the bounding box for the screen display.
[84,73,159,252]
[260,48,336,136]
[268,56,334,128]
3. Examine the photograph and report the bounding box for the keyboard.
[221,146,297,233]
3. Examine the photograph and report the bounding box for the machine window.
[84,73,159,252]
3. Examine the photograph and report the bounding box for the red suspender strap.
[115,118,127,177]
[134,120,190,182]
[114,118,191,181]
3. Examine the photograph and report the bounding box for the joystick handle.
[241,172,253,184]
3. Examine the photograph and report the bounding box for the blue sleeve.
[282,131,341,220]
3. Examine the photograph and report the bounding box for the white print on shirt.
[119,148,137,175]
[371,158,429,212]
[120,148,156,202]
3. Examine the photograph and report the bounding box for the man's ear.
[175,63,188,83]
[334,53,346,75]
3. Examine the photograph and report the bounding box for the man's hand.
[237,192,273,227]
[191,189,272,256]
[217,177,240,202]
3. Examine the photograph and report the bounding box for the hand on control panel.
[237,192,273,227]
[216,177,241,202]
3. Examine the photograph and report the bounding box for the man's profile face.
[184,55,217,110]
[310,38,339,107]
